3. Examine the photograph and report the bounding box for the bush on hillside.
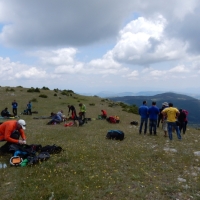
[35,87,40,92]
[39,94,48,98]
[6,88,15,92]
[31,98,38,102]
[54,88,59,93]
[121,103,138,115]
[27,87,40,93]
[89,103,95,106]
[42,86,49,90]
[61,91,68,96]
[61,89,74,96]
[54,93,57,96]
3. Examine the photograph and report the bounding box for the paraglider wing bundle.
[106,130,124,140]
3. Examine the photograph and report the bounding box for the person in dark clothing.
[73,112,86,127]
[182,110,188,134]
[1,108,13,117]
[178,109,187,134]
[12,100,18,116]
[157,104,166,127]
[68,105,77,120]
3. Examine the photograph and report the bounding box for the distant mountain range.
[80,91,200,100]
[109,92,200,125]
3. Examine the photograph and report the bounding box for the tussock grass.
[0,86,200,199]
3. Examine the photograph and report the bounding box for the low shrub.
[42,86,49,90]
[39,94,48,98]
[27,87,40,93]
[6,88,15,92]
[31,98,38,102]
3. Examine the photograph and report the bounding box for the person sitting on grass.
[1,108,14,118]
[47,112,62,125]
[101,110,107,119]
[57,110,66,121]
[0,119,27,153]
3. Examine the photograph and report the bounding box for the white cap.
[18,119,26,130]
[162,102,168,107]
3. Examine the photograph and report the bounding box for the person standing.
[178,109,186,134]
[68,105,77,120]
[161,102,169,137]
[162,103,181,141]
[12,100,18,116]
[27,101,32,115]
[148,102,159,135]
[182,109,188,134]
[79,103,86,120]
[139,101,149,135]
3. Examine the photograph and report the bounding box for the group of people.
[47,103,87,126]
[1,98,189,152]
[1,100,32,118]
[139,101,188,140]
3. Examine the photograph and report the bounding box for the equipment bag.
[40,145,63,154]
[106,130,124,140]
[130,121,138,126]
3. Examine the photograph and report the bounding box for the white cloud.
[111,15,188,66]
[38,48,77,66]
[0,1,200,94]
[124,70,139,79]
[0,56,46,80]
[169,65,190,73]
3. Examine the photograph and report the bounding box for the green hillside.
[1,87,200,199]
[109,92,200,126]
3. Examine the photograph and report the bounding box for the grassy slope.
[0,87,200,200]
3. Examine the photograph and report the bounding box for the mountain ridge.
[109,92,200,125]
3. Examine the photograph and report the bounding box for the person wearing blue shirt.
[139,101,149,134]
[12,100,18,116]
[47,112,62,125]
[27,101,32,115]
[148,101,159,135]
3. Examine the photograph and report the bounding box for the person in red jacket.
[101,110,107,119]
[0,119,26,144]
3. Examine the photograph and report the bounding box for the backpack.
[130,121,138,126]
[9,144,42,156]
[27,152,50,165]
[107,116,120,123]
[64,121,74,127]
[106,130,124,140]
[40,145,63,154]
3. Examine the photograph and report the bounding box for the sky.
[0,0,200,95]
